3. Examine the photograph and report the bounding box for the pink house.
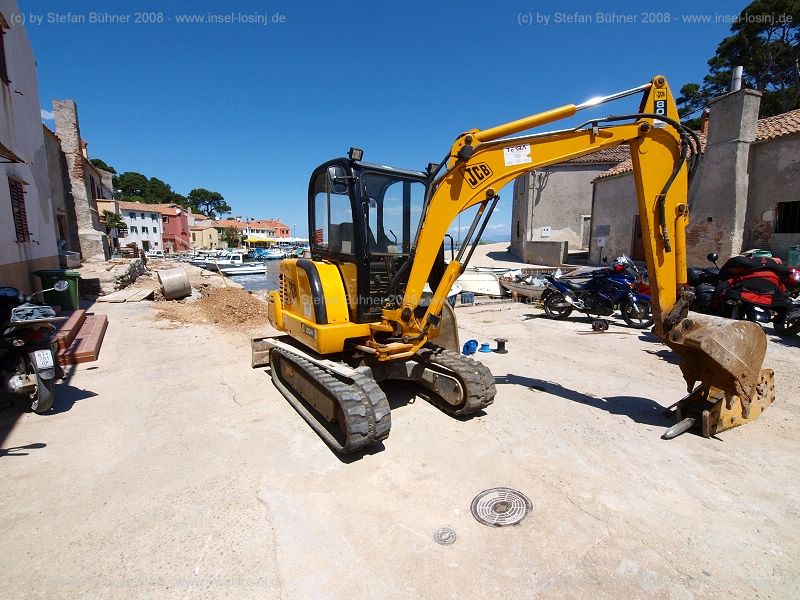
[153,204,191,253]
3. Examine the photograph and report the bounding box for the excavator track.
[413,344,496,415]
[269,347,391,454]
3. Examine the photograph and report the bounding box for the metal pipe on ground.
[157,268,192,300]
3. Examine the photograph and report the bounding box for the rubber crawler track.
[414,344,496,415]
[270,347,391,454]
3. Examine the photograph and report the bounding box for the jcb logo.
[460,163,493,189]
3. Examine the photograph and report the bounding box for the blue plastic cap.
[479,342,492,353]
[462,339,479,355]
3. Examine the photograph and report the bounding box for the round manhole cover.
[470,488,532,527]
[433,527,457,545]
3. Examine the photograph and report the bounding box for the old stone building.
[590,88,800,266]
[48,99,110,262]
[510,146,628,264]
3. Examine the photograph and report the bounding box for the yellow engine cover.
[267,258,372,355]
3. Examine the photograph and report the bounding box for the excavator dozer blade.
[663,313,774,437]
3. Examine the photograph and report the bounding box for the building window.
[151,214,156,220]
[142,226,148,234]
[129,212,136,219]
[162,216,168,223]
[775,201,800,234]
[140,212,145,219]
[0,25,9,85]
[8,178,29,242]
[130,226,138,233]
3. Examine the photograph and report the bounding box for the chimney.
[700,108,710,134]
[731,66,743,92]
[685,86,762,264]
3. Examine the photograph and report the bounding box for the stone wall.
[53,100,109,262]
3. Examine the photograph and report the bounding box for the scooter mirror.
[707,252,719,263]
[53,280,69,292]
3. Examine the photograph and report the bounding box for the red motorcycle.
[706,254,800,336]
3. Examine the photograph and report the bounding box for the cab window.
[313,171,354,254]
[363,174,424,255]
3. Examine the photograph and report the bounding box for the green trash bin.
[788,246,800,267]
[34,269,80,311]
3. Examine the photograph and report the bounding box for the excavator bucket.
[664,313,774,437]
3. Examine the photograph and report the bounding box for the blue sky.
[23,0,742,238]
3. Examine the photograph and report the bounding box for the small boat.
[499,277,547,300]
[420,283,462,307]
[204,253,245,271]
[263,248,286,260]
[220,263,268,275]
[456,267,508,297]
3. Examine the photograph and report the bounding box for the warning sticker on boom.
[504,144,532,166]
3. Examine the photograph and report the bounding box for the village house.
[510,146,629,265]
[214,217,292,248]
[101,200,192,253]
[189,212,219,249]
[589,88,800,266]
[0,2,61,291]
[110,201,163,253]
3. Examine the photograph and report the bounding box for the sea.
[225,260,282,292]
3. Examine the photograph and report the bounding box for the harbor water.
[224,260,282,292]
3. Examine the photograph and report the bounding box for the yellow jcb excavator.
[252,75,774,453]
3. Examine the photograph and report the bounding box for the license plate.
[33,350,54,369]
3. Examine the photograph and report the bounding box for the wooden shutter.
[0,30,9,84]
[9,177,30,242]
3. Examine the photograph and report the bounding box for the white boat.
[421,283,462,307]
[204,253,244,270]
[455,267,508,297]
[263,248,286,260]
[220,262,268,275]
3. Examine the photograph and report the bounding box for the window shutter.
[0,30,9,84]
[8,177,30,242]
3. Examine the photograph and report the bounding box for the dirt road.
[1,300,798,598]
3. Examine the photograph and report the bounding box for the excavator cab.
[308,156,446,324]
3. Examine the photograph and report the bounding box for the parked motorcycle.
[686,253,722,313]
[688,253,800,336]
[0,281,68,413]
[541,256,654,328]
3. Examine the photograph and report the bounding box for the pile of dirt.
[155,286,269,332]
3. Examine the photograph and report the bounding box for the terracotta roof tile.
[557,145,630,165]
[116,200,184,215]
[593,108,800,183]
[593,132,707,182]
[755,108,800,141]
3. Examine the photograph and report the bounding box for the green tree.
[220,225,241,248]
[90,158,116,173]
[144,177,174,204]
[114,171,148,199]
[188,188,231,218]
[101,209,124,232]
[677,0,800,125]
[101,210,125,249]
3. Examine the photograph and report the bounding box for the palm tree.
[102,210,125,250]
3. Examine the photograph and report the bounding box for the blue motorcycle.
[541,256,653,329]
